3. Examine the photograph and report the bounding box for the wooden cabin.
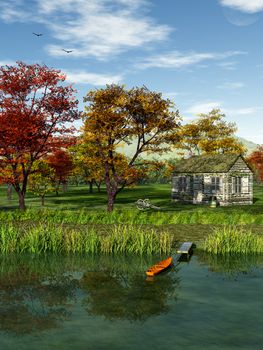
[171,154,253,206]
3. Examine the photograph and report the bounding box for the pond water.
[0,252,262,350]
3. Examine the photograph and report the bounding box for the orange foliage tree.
[0,62,80,209]
[175,109,246,155]
[70,141,105,193]
[247,145,263,182]
[82,84,181,212]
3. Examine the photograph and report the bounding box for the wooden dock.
[177,242,193,255]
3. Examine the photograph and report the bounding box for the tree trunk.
[18,192,26,210]
[94,180,102,192]
[62,182,67,192]
[7,184,13,201]
[107,191,116,212]
[104,164,118,212]
[12,167,29,210]
[88,181,93,193]
[55,183,60,196]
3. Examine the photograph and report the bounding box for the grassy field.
[0,183,262,253]
[1,182,263,213]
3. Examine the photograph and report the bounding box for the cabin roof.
[172,154,249,173]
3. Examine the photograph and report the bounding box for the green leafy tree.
[28,160,56,206]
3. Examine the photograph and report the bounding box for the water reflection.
[81,268,180,321]
[0,263,78,335]
[197,251,263,278]
[0,254,180,335]
[1,252,262,337]
[1,253,263,349]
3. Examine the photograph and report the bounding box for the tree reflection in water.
[0,261,79,335]
[0,254,180,335]
[80,267,180,322]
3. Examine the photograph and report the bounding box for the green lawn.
[0,183,262,249]
[0,182,263,214]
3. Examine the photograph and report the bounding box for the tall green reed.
[203,226,263,255]
[0,222,173,255]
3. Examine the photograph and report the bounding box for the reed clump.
[203,226,263,255]
[0,222,173,255]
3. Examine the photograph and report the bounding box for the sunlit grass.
[1,206,263,225]
[203,226,263,255]
[0,222,174,255]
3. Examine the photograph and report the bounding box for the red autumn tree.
[47,149,74,194]
[0,61,80,209]
[247,145,263,182]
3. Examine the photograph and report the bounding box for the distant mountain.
[235,137,259,155]
[116,137,259,160]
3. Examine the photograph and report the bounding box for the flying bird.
[32,32,43,36]
[62,49,73,53]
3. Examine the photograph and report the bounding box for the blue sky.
[0,0,262,143]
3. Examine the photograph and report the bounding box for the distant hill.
[116,137,259,160]
[235,137,259,155]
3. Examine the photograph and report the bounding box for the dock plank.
[177,242,193,254]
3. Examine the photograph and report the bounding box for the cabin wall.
[196,173,226,204]
[171,175,193,202]
[172,173,227,204]
[192,175,204,203]
[225,157,253,205]
[171,168,253,206]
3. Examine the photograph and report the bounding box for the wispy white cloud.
[64,70,123,85]
[162,92,180,99]
[0,0,172,60]
[219,0,263,13]
[218,61,238,70]
[136,50,246,69]
[217,81,245,89]
[233,107,257,115]
[162,91,190,102]
[185,102,263,119]
[185,102,222,115]
[0,0,30,22]
[227,106,263,115]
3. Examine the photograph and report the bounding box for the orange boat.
[145,257,173,277]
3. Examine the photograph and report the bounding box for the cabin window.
[211,177,220,192]
[172,176,179,191]
[179,176,187,191]
[195,175,203,191]
[232,176,242,194]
